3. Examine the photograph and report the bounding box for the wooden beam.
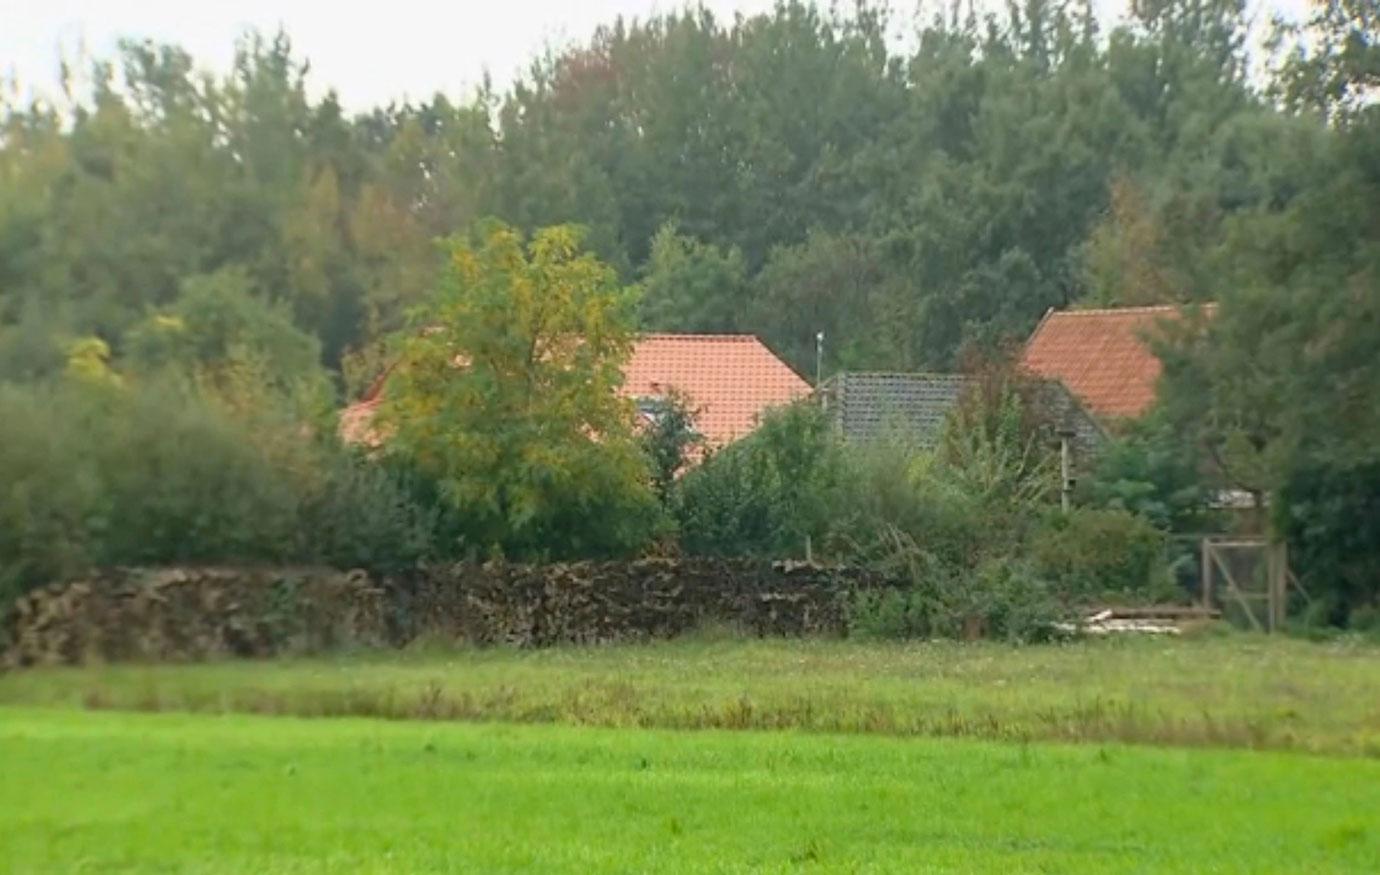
[1201,538,1212,610]
[1211,545,1263,633]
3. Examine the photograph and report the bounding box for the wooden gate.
[1199,537,1303,633]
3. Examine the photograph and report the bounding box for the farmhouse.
[819,304,1218,463]
[340,333,810,450]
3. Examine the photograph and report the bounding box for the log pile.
[3,559,878,666]
[3,567,389,667]
[385,558,870,646]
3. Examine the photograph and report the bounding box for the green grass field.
[4,635,1379,754]
[3,707,1379,873]
[5,636,1380,872]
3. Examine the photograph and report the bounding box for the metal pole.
[815,331,824,388]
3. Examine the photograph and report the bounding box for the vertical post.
[1269,541,1287,633]
[1058,431,1073,514]
[1266,545,1275,634]
[814,331,825,389]
[1278,543,1286,632]
[1200,538,1213,610]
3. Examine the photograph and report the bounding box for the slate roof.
[824,371,1106,455]
[1021,304,1215,420]
[824,372,968,446]
[339,333,810,450]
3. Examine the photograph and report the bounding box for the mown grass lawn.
[4,635,1379,755]
[2,707,1378,874]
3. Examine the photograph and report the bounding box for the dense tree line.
[0,0,1344,383]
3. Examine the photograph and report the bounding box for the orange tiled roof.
[625,334,811,448]
[340,333,810,449]
[1021,304,1214,420]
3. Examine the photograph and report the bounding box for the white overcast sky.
[2,0,1311,111]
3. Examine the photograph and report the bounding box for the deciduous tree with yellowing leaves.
[380,221,660,559]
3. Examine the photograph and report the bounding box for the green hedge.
[0,382,438,606]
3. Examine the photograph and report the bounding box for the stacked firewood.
[3,567,388,667]
[4,560,882,665]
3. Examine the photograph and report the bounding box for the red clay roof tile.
[340,333,810,449]
[1021,305,1214,420]
[624,334,811,447]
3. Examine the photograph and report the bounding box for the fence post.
[1200,537,1212,610]
[1058,430,1074,513]
[1269,541,1288,633]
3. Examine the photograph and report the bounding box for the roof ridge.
[840,371,968,379]
[636,332,760,342]
[1051,303,1216,317]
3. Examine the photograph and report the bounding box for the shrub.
[0,385,102,603]
[846,544,1061,643]
[0,380,446,608]
[1347,603,1380,639]
[675,440,787,556]
[639,389,704,504]
[968,558,1063,642]
[940,352,1059,509]
[91,384,307,566]
[825,442,986,568]
[848,586,942,640]
[1084,414,1213,532]
[676,402,843,557]
[301,453,444,573]
[1029,508,1177,604]
[836,389,1179,640]
[816,397,1074,642]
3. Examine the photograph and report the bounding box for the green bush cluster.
[1029,508,1177,604]
[0,372,1186,645]
[846,554,1062,644]
[1082,414,1214,533]
[0,381,438,606]
[0,356,1189,649]
[674,398,1179,642]
[675,404,843,557]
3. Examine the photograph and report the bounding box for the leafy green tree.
[1082,178,1217,306]
[748,231,906,374]
[1276,453,1380,626]
[1084,413,1212,532]
[638,222,749,332]
[126,268,325,395]
[381,222,659,558]
[1272,0,1380,119]
[0,0,1313,385]
[638,389,704,504]
[1149,0,1380,621]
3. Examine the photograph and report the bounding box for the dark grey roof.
[824,371,1107,453]
[824,372,968,446]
